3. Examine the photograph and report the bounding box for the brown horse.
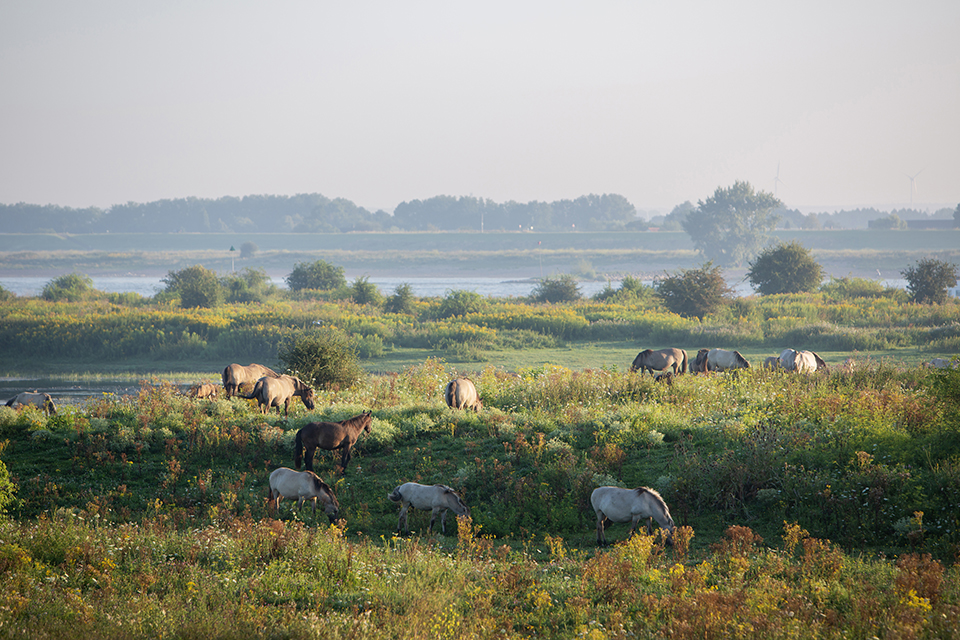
[691,349,710,373]
[295,411,372,473]
[445,378,482,411]
[222,363,279,398]
[245,375,315,416]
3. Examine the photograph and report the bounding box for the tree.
[868,214,906,230]
[162,265,223,308]
[901,258,958,304]
[954,203,959,229]
[593,275,654,304]
[530,274,582,303]
[437,290,485,318]
[655,262,732,319]
[682,181,782,266]
[384,283,416,315]
[277,327,365,391]
[239,241,258,259]
[350,276,384,307]
[285,260,346,291]
[747,241,824,295]
[221,267,276,303]
[41,273,93,302]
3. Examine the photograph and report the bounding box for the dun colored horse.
[387,482,470,535]
[245,374,315,416]
[5,391,57,415]
[590,486,675,546]
[267,467,340,522]
[295,411,373,473]
[222,363,279,398]
[630,348,687,375]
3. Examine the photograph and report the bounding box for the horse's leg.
[340,446,352,473]
[398,504,409,534]
[596,512,605,546]
[440,508,448,535]
[646,516,653,535]
[304,447,315,472]
[429,507,439,533]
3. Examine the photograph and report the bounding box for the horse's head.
[301,386,316,410]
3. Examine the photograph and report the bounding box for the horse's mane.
[341,411,372,429]
[636,486,666,505]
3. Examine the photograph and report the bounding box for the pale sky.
[1,1,958,215]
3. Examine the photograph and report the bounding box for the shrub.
[0,285,14,301]
[438,290,485,318]
[655,262,732,319]
[384,282,416,315]
[747,241,824,295]
[277,327,365,390]
[41,273,93,302]
[820,276,896,301]
[902,258,959,305]
[239,241,258,259]
[220,267,277,303]
[530,274,582,303]
[593,275,655,304]
[350,276,384,307]
[0,459,15,514]
[285,259,346,291]
[161,265,223,308]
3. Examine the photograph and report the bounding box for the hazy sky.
[1,1,958,215]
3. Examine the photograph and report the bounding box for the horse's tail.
[680,349,688,374]
[387,486,403,503]
[241,379,263,400]
[45,397,56,415]
[444,382,455,408]
[294,430,304,469]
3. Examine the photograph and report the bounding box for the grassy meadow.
[1,280,959,637]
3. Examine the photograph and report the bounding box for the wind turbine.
[773,162,785,197]
[906,168,925,205]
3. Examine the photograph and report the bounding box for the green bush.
[655,262,732,319]
[902,258,959,304]
[747,241,823,295]
[285,259,346,291]
[221,267,277,303]
[161,265,223,308]
[350,276,384,307]
[277,327,365,390]
[530,274,582,303]
[437,290,485,318]
[41,273,93,302]
[384,282,416,315]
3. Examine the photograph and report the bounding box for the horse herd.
[629,347,830,378]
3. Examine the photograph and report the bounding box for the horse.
[188,383,218,399]
[929,357,958,369]
[706,348,750,372]
[245,374,315,416]
[5,391,57,415]
[445,378,482,411]
[222,363,279,398]
[630,348,687,376]
[295,411,372,473]
[762,356,782,370]
[387,482,470,535]
[267,467,340,522]
[691,348,710,373]
[590,486,675,546]
[780,349,827,373]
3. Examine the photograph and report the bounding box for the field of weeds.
[1,357,959,638]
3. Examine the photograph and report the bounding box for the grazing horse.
[762,356,782,370]
[691,348,710,373]
[189,383,218,399]
[928,358,958,369]
[295,411,372,473]
[245,375,315,416]
[5,392,57,415]
[630,348,688,376]
[445,378,482,411]
[267,467,340,522]
[387,482,470,535]
[706,348,750,372]
[590,486,675,546]
[222,363,279,398]
[780,349,827,373]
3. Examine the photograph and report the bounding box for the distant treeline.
[0,193,640,234]
[3,193,956,234]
